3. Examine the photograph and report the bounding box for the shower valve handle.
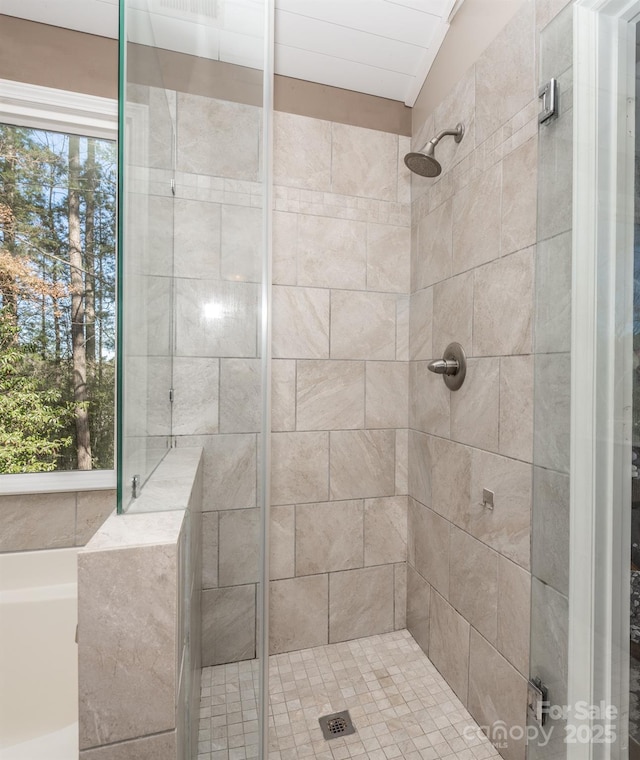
[427,343,467,391]
[427,359,459,376]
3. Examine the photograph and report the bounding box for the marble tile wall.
[0,489,115,552]
[405,3,571,759]
[171,94,411,664]
[268,110,411,654]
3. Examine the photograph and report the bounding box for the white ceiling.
[0,0,462,105]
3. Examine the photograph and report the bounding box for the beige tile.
[272,359,296,431]
[173,199,220,280]
[297,360,365,430]
[534,352,570,473]
[449,527,498,643]
[466,449,532,569]
[218,509,259,586]
[398,135,412,204]
[415,200,453,290]
[367,223,410,293]
[408,430,432,508]
[429,591,470,704]
[172,358,219,436]
[473,249,533,357]
[500,355,533,462]
[394,563,407,629]
[409,287,433,361]
[331,122,398,201]
[537,0,572,31]
[0,492,76,551]
[201,584,255,666]
[396,295,410,361]
[271,431,329,505]
[272,285,330,359]
[452,164,502,274]
[220,204,261,283]
[364,496,407,565]
[76,490,116,546]
[433,67,476,170]
[474,2,536,144]
[406,564,431,654]
[219,358,260,434]
[530,578,568,706]
[501,137,537,256]
[297,214,367,290]
[535,231,572,354]
[274,111,331,191]
[468,630,528,760]
[177,94,260,180]
[450,358,500,452]
[273,210,297,286]
[330,429,395,500]
[187,434,256,510]
[79,732,176,760]
[532,466,569,596]
[395,428,409,495]
[410,360,450,438]
[270,575,328,653]
[365,361,408,428]
[330,290,397,361]
[78,544,176,748]
[430,437,471,525]
[497,557,531,676]
[270,504,295,580]
[201,511,218,589]
[432,271,474,354]
[175,278,258,358]
[329,565,395,642]
[408,498,449,598]
[296,500,364,575]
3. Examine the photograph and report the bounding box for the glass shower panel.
[118,1,175,512]
[529,4,573,758]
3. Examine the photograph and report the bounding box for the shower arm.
[418,124,465,152]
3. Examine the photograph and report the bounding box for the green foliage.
[0,311,72,472]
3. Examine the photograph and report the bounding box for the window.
[0,80,117,490]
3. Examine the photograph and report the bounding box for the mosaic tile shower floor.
[198,630,500,760]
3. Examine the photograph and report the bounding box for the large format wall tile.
[468,630,528,760]
[296,360,365,430]
[274,112,331,191]
[201,512,218,589]
[331,123,398,201]
[410,361,450,437]
[501,137,538,256]
[271,431,329,505]
[394,563,407,629]
[273,285,330,359]
[450,358,500,452]
[270,505,295,580]
[432,271,474,353]
[497,556,531,676]
[406,564,431,654]
[499,355,534,463]
[367,223,411,293]
[218,509,259,586]
[449,527,498,644]
[272,359,296,431]
[535,231,572,354]
[429,591,470,703]
[330,429,395,500]
[177,94,260,180]
[173,358,219,436]
[365,361,409,429]
[364,496,407,566]
[75,491,116,547]
[273,211,297,286]
[408,498,450,597]
[329,565,395,642]
[297,214,367,290]
[409,287,434,361]
[430,437,471,525]
[270,575,329,653]
[295,500,364,575]
[415,200,453,290]
[473,250,533,357]
[201,585,256,666]
[219,358,261,434]
[534,352,570,473]
[220,205,262,283]
[408,430,432,508]
[330,290,397,360]
[0,492,76,552]
[532,466,569,595]
[173,199,220,280]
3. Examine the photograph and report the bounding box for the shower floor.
[197,629,500,760]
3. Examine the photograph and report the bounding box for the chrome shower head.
[404,123,465,178]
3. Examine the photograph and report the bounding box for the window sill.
[0,470,116,496]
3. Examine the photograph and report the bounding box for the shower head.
[404,123,465,178]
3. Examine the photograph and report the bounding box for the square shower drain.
[318,710,356,740]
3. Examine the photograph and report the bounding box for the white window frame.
[0,78,118,494]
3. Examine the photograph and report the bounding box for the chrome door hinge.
[528,678,549,726]
[169,388,174,403]
[170,178,176,195]
[539,78,559,125]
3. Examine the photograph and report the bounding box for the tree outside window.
[0,124,116,473]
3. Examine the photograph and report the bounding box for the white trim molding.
[0,79,117,139]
